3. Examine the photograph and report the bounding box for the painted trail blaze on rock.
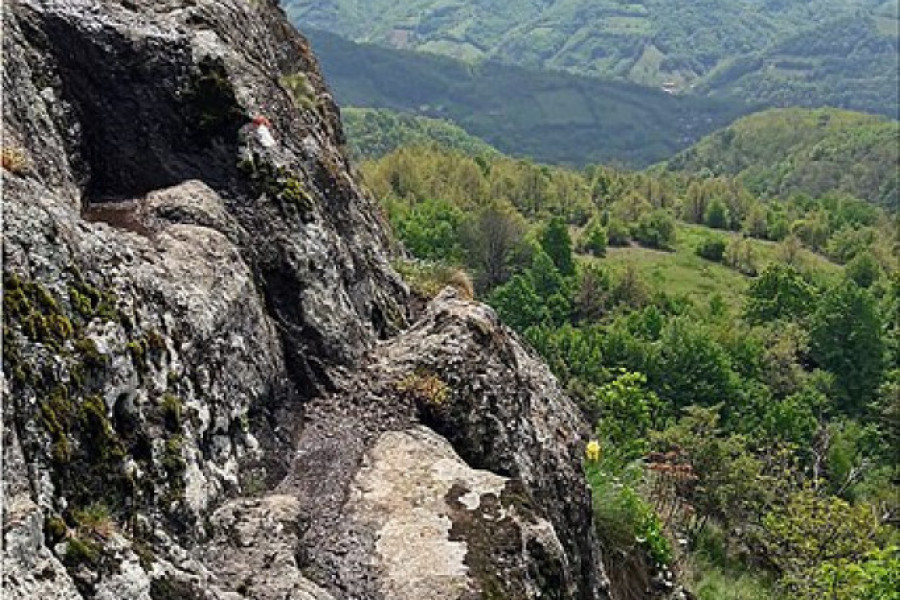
[2,1,609,599]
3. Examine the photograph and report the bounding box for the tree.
[724,237,757,276]
[696,237,727,262]
[488,275,545,331]
[761,489,882,599]
[573,263,611,322]
[680,181,708,224]
[540,216,575,275]
[704,198,729,230]
[529,250,567,300]
[656,319,737,413]
[809,280,885,414]
[606,217,630,246]
[593,371,660,460]
[579,218,608,257]
[744,263,816,324]
[462,203,526,290]
[391,196,464,261]
[633,209,677,250]
[845,251,881,288]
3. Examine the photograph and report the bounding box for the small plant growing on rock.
[396,370,450,405]
[280,72,317,110]
[1,146,29,174]
[73,502,114,540]
[393,260,474,300]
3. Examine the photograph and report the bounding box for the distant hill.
[305,29,748,168]
[697,15,900,119]
[666,108,900,210]
[285,0,899,117]
[341,108,498,160]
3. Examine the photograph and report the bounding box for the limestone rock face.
[2,1,610,598]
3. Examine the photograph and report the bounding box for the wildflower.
[585,440,601,462]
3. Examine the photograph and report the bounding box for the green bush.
[697,237,727,262]
[633,210,677,250]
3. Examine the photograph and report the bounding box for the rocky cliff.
[1,1,610,598]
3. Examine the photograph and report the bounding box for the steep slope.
[305,29,747,168]
[666,108,900,211]
[282,0,898,116]
[1,1,608,599]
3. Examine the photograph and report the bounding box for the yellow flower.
[586,440,601,462]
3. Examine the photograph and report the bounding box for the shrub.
[580,219,608,256]
[73,502,114,539]
[705,199,729,230]
[633,210,676,250]
[393,260,474,300]
[396,370,450,405]
[279,73,317,110]
[607,217,631,246]
[697,237,727,262]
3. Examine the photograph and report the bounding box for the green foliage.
[287,2,897,117]
[633,209,677,250]
[161,394,182,433]
[540,217,575,276]
[696,237,726,262]
[809,280,885,413]
[605,218,631,247]
[585,461,672,568]
[390,196,465,262]
[183,56,245,143]
[393,260,474,300]
[656,319,737,413]
[592,371,660,460]
[579,219,608,257]
[279,72,317,110]
[704,198,729,230]
[355,130,898,598]
[845,251,882,289]
[744,264,816,325]
[669,108,900,211]
[810,546,899,600]
[490,275,547,331]
[342,108,499,160]
[761,489,884,599]
[303,29,745,168]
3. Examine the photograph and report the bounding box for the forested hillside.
[696,15,900,118]
[305,29,747,167]
[341,108,498,160]
[667,108,900,211]
[358,142,899,600]
[285,0,899,116]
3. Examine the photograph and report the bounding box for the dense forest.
[341,108,498,161]
[286,0,899,117]
[305,29,747,167]
[667,108,900,211]
[356,141,899,600]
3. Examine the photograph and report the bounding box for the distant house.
[661,81,679,95]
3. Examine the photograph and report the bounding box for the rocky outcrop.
[2,1,610,598]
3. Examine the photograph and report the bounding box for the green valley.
[357,138,898,600]
[305,29,748,167]
[286,0,899,117]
